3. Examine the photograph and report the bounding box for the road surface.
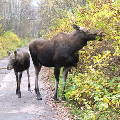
[0,53,72,120]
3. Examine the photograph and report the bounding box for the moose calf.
[7,49,30,98]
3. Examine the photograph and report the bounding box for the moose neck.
[69,31,88,53]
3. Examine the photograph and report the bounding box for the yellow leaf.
[103,97,109,103]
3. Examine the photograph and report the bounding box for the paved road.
[0,56,57,120]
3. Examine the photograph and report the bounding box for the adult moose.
[7,49,30,98]
[29,24,104,100]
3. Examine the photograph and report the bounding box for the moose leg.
[53,67,60,100]
[34,65,42,100]
[62,67,71,100]
[17,72,22,98]
[15,71,19,95]
[27,69,31,91]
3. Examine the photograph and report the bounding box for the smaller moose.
[7,49,30,98]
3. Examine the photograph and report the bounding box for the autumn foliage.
[0,31,28,58]
[43,0,120,119]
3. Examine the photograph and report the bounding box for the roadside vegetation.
[0,31,29,58]
[42,0,120,119]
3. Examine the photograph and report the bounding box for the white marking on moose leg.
[62,67,71,100]
[53,67,60,101]
[34,65,42,100]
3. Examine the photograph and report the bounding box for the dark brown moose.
[7,49,30,98]
[29,24,104,100]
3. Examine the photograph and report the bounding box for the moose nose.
[7,66,10,70]
[7,65,13,70]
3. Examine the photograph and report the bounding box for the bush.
[46,0,120,119]
[0,31,26,58]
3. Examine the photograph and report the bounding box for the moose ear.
[7,51,11,56]
[72,24,80,30]
[14,50,17,56]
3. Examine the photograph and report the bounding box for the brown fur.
[29,25,104,100]
[7,49,30,98]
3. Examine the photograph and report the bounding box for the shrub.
[0,31,24,58]
[44,0,120,119]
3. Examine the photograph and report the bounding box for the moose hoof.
[18,93,21,98]
[37,95,42,100]
[16,91,18,95]
[28,88,31,92]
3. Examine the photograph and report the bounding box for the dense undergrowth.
[0,31,29,58]
[43,0,120,119]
